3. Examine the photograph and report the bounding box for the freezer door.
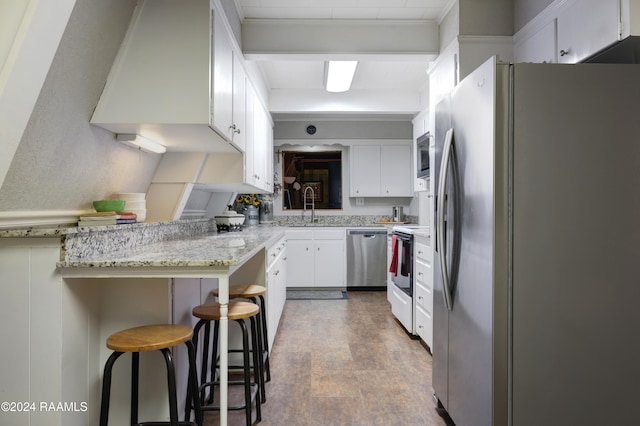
[510,62,640,426]
[432,94,451,409]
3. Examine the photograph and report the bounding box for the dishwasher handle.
[347,230,387,238]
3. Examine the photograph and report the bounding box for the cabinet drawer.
[415,304,433,349]
[415,241,431,262]
[314,229,345,240]
[415,278,433,314]
[415,259,432,287]
[267,237,286,269]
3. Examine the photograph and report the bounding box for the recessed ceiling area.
[235,0,452,119]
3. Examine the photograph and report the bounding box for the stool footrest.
[199,381,259,413]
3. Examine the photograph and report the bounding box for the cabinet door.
[211,9,233,138]
[231,53,246,151]
[244,84,256,186]
[285,239,314,287]
[381,145,413,196]
[267,253,285,349]
[263,105,274,192]
[557,0,619,64]
[350,145,381,196]
[515,18,557,63]
[415,304,433,349]
[314,240,345,287]
[252,95,268,190]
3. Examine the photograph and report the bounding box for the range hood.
[90,0,237,152]
[585,36,640,63]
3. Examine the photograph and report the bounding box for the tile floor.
[203,291,451,426]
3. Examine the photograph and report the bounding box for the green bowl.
[93,200,126,212]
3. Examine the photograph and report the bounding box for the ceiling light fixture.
[116,133,166,154]
[324,60,358,93]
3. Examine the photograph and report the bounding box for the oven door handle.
[437,128,454,311]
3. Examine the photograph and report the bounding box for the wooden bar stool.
[189,301,261,426]
[99,324,203,426]
[212,284,270,402]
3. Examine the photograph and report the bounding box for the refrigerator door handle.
[437,128,455,311]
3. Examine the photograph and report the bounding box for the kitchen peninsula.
[0,219,285,426]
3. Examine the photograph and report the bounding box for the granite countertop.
[57,225,286,269]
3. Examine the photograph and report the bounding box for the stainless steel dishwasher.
[346,229,388,289]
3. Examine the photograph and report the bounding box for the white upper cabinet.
[350,143,413,197]
[514,0,631,65]
[515,18,557,63]
[245,85,273,191]
[91,0,258,153]
[556,0,619,63]
[211,9,234,144]
[380,145,413,196]
[231,54,247,152]
[350,145,381,197]
[212,15,247,150]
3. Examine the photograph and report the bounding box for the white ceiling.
[234,0,452,118]
[236,0,450,21]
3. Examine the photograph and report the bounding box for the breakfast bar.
[1,219,284,425]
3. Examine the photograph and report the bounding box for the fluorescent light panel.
[324,61,358,93]
[116,134,166,154]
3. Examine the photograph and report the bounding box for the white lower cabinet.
[285,228,345,288]
[414,236,433,349]
[265,237,286,349]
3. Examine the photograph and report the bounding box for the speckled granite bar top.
[57,225,286,269]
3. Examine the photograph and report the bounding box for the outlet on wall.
[356,197,364,206]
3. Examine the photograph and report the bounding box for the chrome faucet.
[303,186,315,223]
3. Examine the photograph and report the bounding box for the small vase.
[259,195,274,224]
[243,205,260,226]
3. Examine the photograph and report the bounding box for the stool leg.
[250,297,266,403]
[131,352,140,425]
[185,340,203,426]
[249,316,262,422]
[237,319,253,426]
[209,319,220,404]
[99,351,124,426]
[160,348,179,426]
[201,321,212,404]
[259,294,271,382]
[188,320,208,423]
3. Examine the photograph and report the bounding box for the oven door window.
[392,236,412,296]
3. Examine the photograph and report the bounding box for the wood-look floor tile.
[203,291,449,426]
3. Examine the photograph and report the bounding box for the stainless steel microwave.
[416,132,430,178]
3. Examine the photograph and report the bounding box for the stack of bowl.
[117,193,146,222]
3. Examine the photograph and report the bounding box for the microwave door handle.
[437,128,454,311]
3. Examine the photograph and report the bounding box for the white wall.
[0,0,160,215]
[272,119,416,217]
[514,0,555,32]
[0,0,76,191]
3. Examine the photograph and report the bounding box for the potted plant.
[235,194,260,225]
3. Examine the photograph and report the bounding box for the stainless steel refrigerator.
[432,56,640,426]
